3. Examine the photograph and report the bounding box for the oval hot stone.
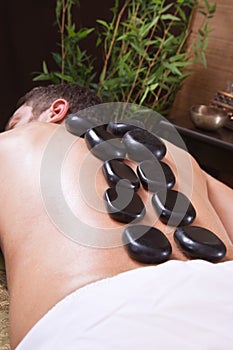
[107,121,145,138]
[137,159,175,192]
[102,159,140,191]
[65,114,97,138]
[122,128,166,161]
[123,225,172,264]
[85,124,126,161]
[152,189,196,227]
[104,187,145,223]
[174,226,227,262]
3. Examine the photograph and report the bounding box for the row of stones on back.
[66,114,227,264]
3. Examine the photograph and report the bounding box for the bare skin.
[0,122,232,349]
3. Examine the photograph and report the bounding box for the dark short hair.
[18,83,102,116]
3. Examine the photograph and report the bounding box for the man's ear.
[48,99,69,123]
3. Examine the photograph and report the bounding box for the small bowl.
[190,105,228,131]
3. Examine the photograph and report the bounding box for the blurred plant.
[34,0,216,115]
[34,0,96,86]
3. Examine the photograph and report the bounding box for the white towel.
[16,260,233,350]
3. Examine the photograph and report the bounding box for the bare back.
[0,122,232,349]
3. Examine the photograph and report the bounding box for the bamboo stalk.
[97,0,130,95]
[126,0,166,105]
[60,0,68,83]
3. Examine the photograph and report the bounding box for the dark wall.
[0,0,57,130]
[0,0,114,131]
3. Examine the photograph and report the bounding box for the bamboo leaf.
[33,74,49,81]
[54,72,75,82]
[96,36,102,47]
[140,16,159,38]
[55,0,62,22]
[161,14,180,21]
[203,37,209,50]
[42,61,49,74]
[196,37,201,49]
[149,83,159,91]
[201,51,207,67]
[140,87,150,105]
[169,53,186,62]
[198,29,204,37]
[51,52,62,66]
[160,3,174,13]
[96,19,110,29]
[77,28,95,39]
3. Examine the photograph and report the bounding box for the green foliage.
[34,0,96,86]
[34,0,216,116]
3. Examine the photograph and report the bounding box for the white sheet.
[16,260,233,350]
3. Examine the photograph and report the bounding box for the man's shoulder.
[0,122,80,165]
[0,122,58,144]
[0,122,60,161]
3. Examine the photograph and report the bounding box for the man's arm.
[205,172,233,243]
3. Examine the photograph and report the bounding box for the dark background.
[0,0,114,131]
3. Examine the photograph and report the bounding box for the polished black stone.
[152,189,196,227]
[102,159,140,191]
[122,128,166,161]
[123,225,172,264]
[137,159,175,192]
[85,124,126,161]
[104,187,145,223]
[107,121,145,138]
[174,226,227,262]
[65,114,98,138]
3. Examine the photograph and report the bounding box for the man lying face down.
[1,83,233,350]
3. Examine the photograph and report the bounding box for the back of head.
[18,84,102,117]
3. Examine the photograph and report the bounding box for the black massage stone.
[152,189,196,227]
[174,226,227,262]
[85,124,126,161]
[107,121,145,138]
[104,187,145,223]
[137,159,175,192]
[122,128,166,162]
[102,159,140,191]
[65,114,97,138]
[123,225,172,264]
